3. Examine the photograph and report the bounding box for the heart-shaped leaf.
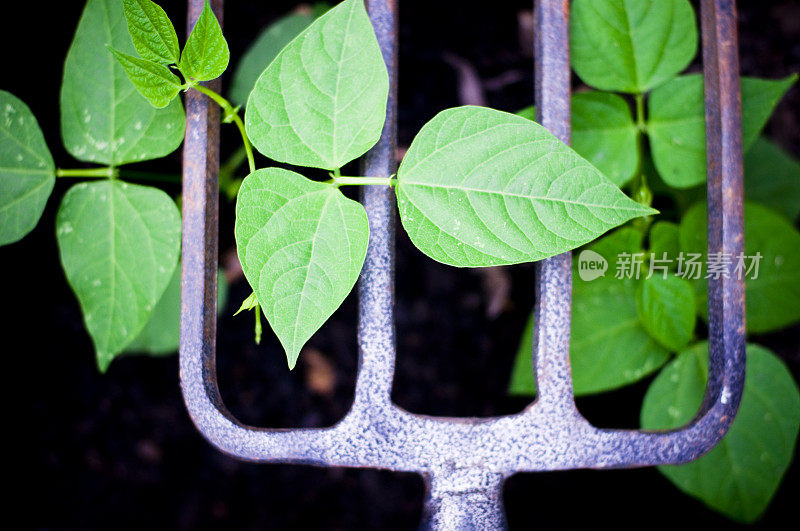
[396,106,656,267]
[641,342,800,523]
[61,0,185,166]
[122,0,180,64]
[570,0,698,93]
[56,180,181,370]
[0,91,55,246]
[245,0,389,170]
[234,168,369,368]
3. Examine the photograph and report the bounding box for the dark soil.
[5,0,799,529]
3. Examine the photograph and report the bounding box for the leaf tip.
[96,351,113,373]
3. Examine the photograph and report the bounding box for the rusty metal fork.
[179,0,746,528]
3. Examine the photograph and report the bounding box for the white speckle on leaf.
[16,154,23,162]
[84,114,91,123]
[134,121,142,130]
[58,223,73,235]
[92,279,102,287]
[668,406,681,418]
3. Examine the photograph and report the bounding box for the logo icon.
[578,250,607,281]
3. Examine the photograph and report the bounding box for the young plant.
[232,0,655,368]
[5,0,796,522]
[1,0,187,371]
[509,0,800,522]
[0,0,321,371]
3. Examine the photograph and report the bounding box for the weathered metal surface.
[179,0,747,528]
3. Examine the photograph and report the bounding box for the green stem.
[191,84,256,174]
[254,307,262,345]
[635,93,646,131]
[57,167,117,179]
[330,176,396,187]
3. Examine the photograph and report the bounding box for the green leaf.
[744,137,800,221]
[125,266,228,356]
[648,221,680,264]
[636,274,696,351]
[56,180,181,370]
[122,0,180,64]
[641,342,800,523]
[180,0,229,81]
[395,106,656,267]
[61,0,185,166]
[234,168,369,368]
[569,0,697,93]
[509,227,671,396]
[0,91,55,246]
[572,91,640,186]
[679,202,800,333]
[245,0,389,170]
[108,47,182,108]
[229,11,315,107]
[647,74,796,188]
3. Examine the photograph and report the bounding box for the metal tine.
[179,0,332,463]
[178,0,405,465]
[529,0,580,414]
[351,0,400,414]
[537,0,747,468]
[698,0,746,420]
